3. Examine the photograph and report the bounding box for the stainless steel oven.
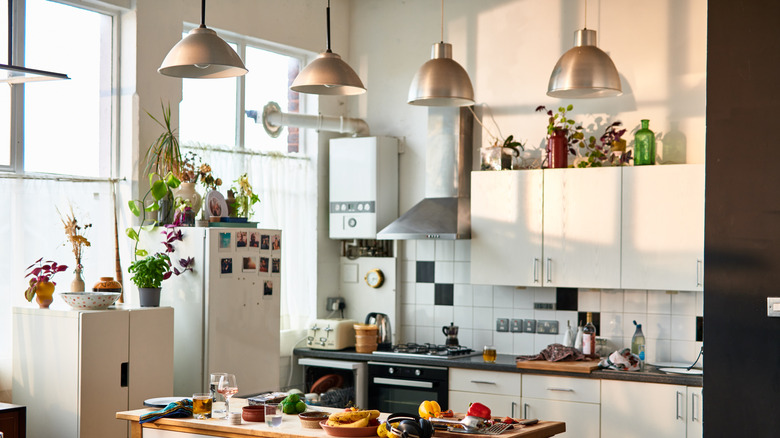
[367,361,448,413]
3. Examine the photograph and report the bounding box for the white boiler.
[329,136,398,239]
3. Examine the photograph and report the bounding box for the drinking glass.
[265,404,282,427]
[217,374,239,415]
[483,345,497,363]
[192,393,212,419]
[209,372,228,418]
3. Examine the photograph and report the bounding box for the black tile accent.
[696,316,703,342]
[434,284,454,305]
[556,287,578,311]
[577,311,600,335]
[416,261,435,283]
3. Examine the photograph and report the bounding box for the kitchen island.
[116,401,565,438]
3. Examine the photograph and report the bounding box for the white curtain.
[184,146,317,331]
[0,178,117,401]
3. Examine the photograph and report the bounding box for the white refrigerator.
[158,226,282,397]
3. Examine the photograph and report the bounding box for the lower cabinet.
[448,369,522,418]
[601,380,702,438]
[522,375,600,438]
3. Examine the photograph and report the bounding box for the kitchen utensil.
[365,312,393,350]
[430,416,489,432]
[442,322,459,346]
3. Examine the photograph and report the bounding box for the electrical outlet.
[510,319,523,333]
[523,319,536,333]
[534,302,555,310]
[326,297,345,311]
[536,320,559,334]
[496,318,509,332]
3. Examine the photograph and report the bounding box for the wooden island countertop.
[117,399,565,438]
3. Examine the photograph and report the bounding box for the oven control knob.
[415,369,421,376]
[388,367,395,374]
[348,218,357,228]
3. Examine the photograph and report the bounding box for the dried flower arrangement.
[58,206,92,274]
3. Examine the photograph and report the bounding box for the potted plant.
[127,253,172,307]
[24,258,68,308]
[536,104,585,168]
[470,105,527,170]
[575,121,633,168]
[144,102,184,224]
[171,151,203,219]
[229,173,260,218]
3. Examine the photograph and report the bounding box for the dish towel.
[516,343,592,362]
[140,399,193,424]
[598,348,641,371]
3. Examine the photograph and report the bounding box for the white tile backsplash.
[416,240,435,261]
[672,291,697,315]
[645,314,671,340]
[415,326,435,344]
[401,261,416,282]
[601,290,624,312]
[401,241,416,261]
[415,304,434,327]
[601,312,624,338]
[695,291,704,316]
[454,305,474,329]
[578,289,601,311]
[647,290,672,314]
[401,282,416,304]
[671,315,696,341]
[472,285,493,307]
[453,262,470,283]
[401,304,416,325]
[473,307,493,330]
[416,283,434,305]
[434,305,455,328]
[514,288,535,309]
[534,288,556,303]
[454,240,470,262]
[453,284,473,306]
[493,286,515,308]
[434,261,454,283]
[623,290,647,313]
[473,329,494,350]
[435,241,455,261]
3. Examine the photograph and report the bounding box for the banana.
[326,410,380,427]
[340,417,369,428]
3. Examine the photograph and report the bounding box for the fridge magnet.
[220,258,233,274]
[259,257,269,273]
[261,234,270,250]
[236,231,248,248]
[263,280,274,296]
[272,234,281,250]
[272,258,280,274]
[218,232,232,252]
[249,231,261,248]
[206,190,228,218]
[242,256,257,272]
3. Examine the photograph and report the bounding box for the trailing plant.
[536,104,585,154]
[576,121,633,167]
[145,102,183,178]
[24,258,68,302]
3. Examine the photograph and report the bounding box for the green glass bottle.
[634,119,656,165]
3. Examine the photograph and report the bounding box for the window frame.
[1,0,120,179]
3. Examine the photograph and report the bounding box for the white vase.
[173,182,202,216]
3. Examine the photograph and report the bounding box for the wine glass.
[209,372,228,418]
[217,374,238,415]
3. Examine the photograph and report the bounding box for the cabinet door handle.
[546,387,574,392]
[675,391,684,420]
[691,393,699,423]
[533,258,540,283]
[120,362,129,387]
[511,402,517,418]
[470,380,497,385]
[546,258,552,283]
[523,403,529,419]
[696,259,703,287]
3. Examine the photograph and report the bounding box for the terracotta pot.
[35,281,55,309]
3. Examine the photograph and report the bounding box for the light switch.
[768,298,780,317]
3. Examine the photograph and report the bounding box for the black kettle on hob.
[365,312,392,351]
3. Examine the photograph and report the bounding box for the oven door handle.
[373,377,434,389]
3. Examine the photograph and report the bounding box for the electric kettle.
[442,322,459,346]
[365,312,392,350]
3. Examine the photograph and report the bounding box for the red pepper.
[466,402,492,420]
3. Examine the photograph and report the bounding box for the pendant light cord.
[7,0,13,64]
[440,0,444,42]
[199,0,206,28]
[325,0,332,53]
[584,0,588,29]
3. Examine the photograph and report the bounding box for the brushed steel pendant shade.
[290,0,365,95]
[408,42,475,107]
[547,28,622,98]
[158,0,247,79]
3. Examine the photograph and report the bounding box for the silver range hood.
[377,106,474,240]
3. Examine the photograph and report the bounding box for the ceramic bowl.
[60,292,121,310]
[242,405,265,422]
[299,411,329,429]
[320,421,378,437]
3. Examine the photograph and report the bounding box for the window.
[179,30,316,331]
[0,0,114,176]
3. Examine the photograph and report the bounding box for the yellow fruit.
[341,417,369,428]
[327,410,377,427]
[418,400,441,420]
[377,422,388,438]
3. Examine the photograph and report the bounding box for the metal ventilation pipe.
[248,101,369,138]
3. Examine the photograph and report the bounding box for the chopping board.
[433,420,565,438]
[515,359,601,374]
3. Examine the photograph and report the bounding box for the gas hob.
[370,343,479,359]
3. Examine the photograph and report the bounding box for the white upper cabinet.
[471,170,543,286]
[543,167,622,289]
[621,164,705,291]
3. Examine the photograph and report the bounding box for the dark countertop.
[293,347,703,387]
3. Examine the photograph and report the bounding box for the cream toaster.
[306,319,357,350]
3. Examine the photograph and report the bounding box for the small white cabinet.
[601,380,702,438]
[470,169,543,286]
[542,167,622,289]
[448,369,522,417]
[621,164,705,291]
[12,305,174,438]
[522,375,600,438]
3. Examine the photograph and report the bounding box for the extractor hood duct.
[377,106,473,240]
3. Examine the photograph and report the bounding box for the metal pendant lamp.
[408,0,474,107]
[159,0,247,79]
[0,0,69,84]
[291,0,365,96]
[547,1,621,98]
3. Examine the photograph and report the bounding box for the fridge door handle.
[121,362,129,387]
